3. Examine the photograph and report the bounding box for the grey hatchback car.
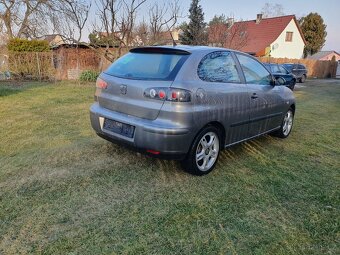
[90,46,295,175]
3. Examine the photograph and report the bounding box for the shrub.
[79,70,99,82]
[7,38,50,52]
[8,52,55,80]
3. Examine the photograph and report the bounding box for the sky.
[87,0,340,52]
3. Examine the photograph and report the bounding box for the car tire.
[181,126,221,175]
[300,74,306,83]
[273,108,294,138]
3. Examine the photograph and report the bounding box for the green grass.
[0,80,339,254]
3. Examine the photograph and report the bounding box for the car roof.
[130,45,241,54]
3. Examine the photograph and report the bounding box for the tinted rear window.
[105,52,188,81]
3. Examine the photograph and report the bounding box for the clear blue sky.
[88,0,340,52]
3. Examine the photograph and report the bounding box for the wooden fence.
[7,52,55,80]
[259,57,338,78]
[4,48,338,80]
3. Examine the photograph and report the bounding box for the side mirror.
[275,77,286,85]
[270,76,276,86]
[270,78,276,86]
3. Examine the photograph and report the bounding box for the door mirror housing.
[270,76,276,86]
[275,77,286,85]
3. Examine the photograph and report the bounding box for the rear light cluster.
[144,87,191,102]
[96,78,108,89]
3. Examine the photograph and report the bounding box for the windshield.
[105,52,188,81]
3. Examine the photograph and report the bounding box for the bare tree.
[0,0,53,39]
[132,20,149,46]
[224,21,249,50]
[0,0,181,63]
[51,0,91,43]
[148,0,180,45]
[208,15,248,50]
[261,3,285,18]
[89,0,147,61]
[0,18,7,45]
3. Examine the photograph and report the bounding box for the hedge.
[7,38,50,52]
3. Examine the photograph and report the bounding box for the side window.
[264,65,272,72]
[198,51,241,83]
[278,65,287,74]
[236,54,272,85]
[271,64,280,73]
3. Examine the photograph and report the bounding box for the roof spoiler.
[130,47,191,55]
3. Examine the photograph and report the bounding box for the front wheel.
[181,126,221,175]
[274,109,294,138]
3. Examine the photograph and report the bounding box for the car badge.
[120,84,127,95]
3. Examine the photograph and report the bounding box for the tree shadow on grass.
[0,81,50,97]
[0,86,22,97]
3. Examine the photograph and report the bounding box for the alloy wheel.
[195,132,220,172]
[282,110,293,136]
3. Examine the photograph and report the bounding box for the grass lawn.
[0,80,339,254]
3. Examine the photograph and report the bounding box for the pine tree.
[179,0,207,45]
[300,13,327,57]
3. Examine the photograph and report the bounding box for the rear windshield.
[105,52,188,81]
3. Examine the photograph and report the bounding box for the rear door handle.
[251,93,258,99]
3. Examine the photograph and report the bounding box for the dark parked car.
[263,63,296,90]
[283,63,308,83]
[90,46,296,175]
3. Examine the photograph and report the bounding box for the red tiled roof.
[233,15,304,55]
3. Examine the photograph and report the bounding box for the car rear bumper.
[90,103,193,159]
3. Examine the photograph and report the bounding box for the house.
[228,14,306,59]
[41,34,65,48]
[307,51,340,61]
[155,29,180,45]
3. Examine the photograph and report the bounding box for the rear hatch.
[97,47,190,120]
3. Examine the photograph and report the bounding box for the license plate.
[103,118,135,138]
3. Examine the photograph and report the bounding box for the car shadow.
[103,134,278,177]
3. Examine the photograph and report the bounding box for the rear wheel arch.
[187,121,226,154]
[290,104,296,115]
[205,121,226,148]
[182,124,223,175]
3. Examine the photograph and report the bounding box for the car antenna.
[166,23,177,47]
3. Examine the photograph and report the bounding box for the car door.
[194,51,250,145]
[235,53,284,137]
[278,65,293,84]
[292,64,301,78]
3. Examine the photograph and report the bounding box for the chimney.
[227,18,234,28]
[256,14,263,24]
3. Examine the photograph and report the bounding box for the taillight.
[144,88,191,102]
[96,78,108,89]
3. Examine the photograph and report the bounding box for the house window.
[285,32,293,42]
